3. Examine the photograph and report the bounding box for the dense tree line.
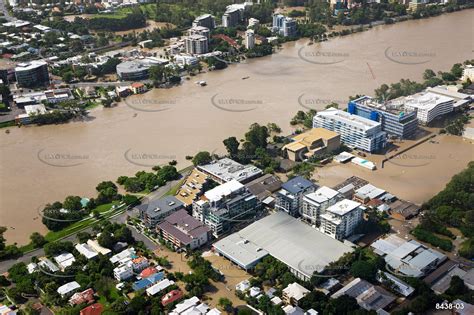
[419,161,474,258]
[117,165,180,193]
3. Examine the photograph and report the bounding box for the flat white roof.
[326,199,361,216]
[404,92,453,110]
[204,179,243,202]
[15,60,47,71]
[75,243,98,259]
[146,279,174,296]
[198,158,262,183]
[57,281,80,295]
[317,108,381,131]
[304,186,340,204]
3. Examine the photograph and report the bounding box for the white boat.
[195,80,207,86]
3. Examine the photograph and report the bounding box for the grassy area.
[164,177,186,196]
[0,120,15,129]
[20,202,123,253]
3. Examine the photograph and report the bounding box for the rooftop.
[283,128,340,152]
[157,209,210,246]
[283,282,310,301]
[214,212,354,278]
[15,60,47,71]
[304,186,340,205]
[281,176,316,195]
[326,199,361,216]
[317,108,381,131]
[198,158,262,183]
[204,179,244,202]
[403,92,453,110]
[138,195,184,219]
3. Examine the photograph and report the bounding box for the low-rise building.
[131,257,149,272]
[371,235,447,278]
[138,195,185,228]
[38,258,59,273]
[282,283,310,306]
[132,272,166,291]
[87,239,111,256]
[275,176,318,217]
[197,158,262,184]
[75,243,99,260]
[80,303,103,315]
[57,281,81,298]
[110,247,136,265]
[377,271,414,297]
[157,209,211,250]
[130,82,146,94]
[113,264,134,281]
[69,288,95,306]
[54,252,76,270]
[283,128,341,162]
[331,278,395,312]
[162,289,184,306]
[146,279,175,296]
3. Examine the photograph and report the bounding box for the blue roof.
[132,272,165,291]
[281,176,316,194]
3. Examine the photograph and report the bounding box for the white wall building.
[114,264,134,281]
[318,199,363,240]
[245,29,255,50]
[403,92,454,124]
[301,186,342,226]
[313,108,387,152]
[462,65,474,81]
[185,35,209,55]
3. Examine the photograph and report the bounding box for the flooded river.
[1,10,473,244]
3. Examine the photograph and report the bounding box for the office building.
[15,60,49,87]
[402,92,454,124]
[197,158,262,184]
[275,176,317,217]
[185,35,209,55]
[116,60,150,81]
[213,212,354,281]
[272,14,297,37]
[348,96,418,139]
[192,180,260,237]
[301,186,342,226]
[157,209,211,250]
[189,26,210,40]
[313,108,387,152]
[283,128,341,161]
[138,196,185,228]
[192,14,215,30]
[245,29,255,50]
[318,199,363,240]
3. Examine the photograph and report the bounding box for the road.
[0,173,186,273]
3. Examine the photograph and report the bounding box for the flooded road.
[1,10,473,244]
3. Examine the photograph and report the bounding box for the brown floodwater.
[1,10,473,245]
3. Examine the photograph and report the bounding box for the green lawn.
[20,202,124,253]
[0,120,15,129]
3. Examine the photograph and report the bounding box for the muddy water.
[1,10,473,244]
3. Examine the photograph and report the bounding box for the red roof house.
[80,303,103,315]
[161,289,183,306]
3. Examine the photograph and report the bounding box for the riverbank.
[0,9,472,245]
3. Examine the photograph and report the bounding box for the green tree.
[63,195,82,211]
[223,137,240,157]
[30,232,46,248]
[192,151,212,166]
